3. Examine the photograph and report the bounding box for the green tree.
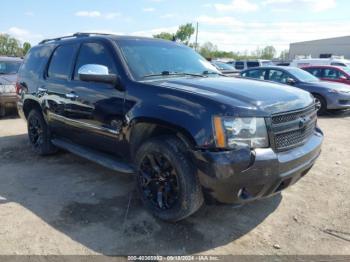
[22,42,32,55]
[153,23,195,46]
[279,49,289,61]
[261,46,276,59]
[153,32,174,41]
[199,42,218,59]
[175,23,195,45]
[0,34,24,56]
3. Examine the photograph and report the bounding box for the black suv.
[17,33,323,221]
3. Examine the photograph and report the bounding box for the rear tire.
[135,136,204,222]
[313,94,327,115]
[27,109,58,156]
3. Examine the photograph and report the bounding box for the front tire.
[135,136,204,222]
[27,109,57,156]
[313,94,327,115]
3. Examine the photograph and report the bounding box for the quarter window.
[47,44,77,79]
[74,42,116,80]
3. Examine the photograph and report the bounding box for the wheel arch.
[127,117,197,159]
[22,98,43,119]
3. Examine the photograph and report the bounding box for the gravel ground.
[0,112,349,255]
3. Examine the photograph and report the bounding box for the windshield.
[117,40,219,80]
[0,61,21,74]
[288,67,319,82]
[213,61,235,70]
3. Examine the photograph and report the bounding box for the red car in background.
[302,65,350,85]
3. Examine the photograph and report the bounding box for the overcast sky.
[1,0,349,54]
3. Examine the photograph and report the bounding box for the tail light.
[15,79,21,95]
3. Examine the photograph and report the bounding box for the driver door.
[63,41,126,156]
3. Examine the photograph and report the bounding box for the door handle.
[38,87,47,93]
[65,92,78,99]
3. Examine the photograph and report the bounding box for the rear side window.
[243,69,265,80]
[304,68,322,78]
[48,44,77,80]
[74,42,116,80]
[235,61,244,70]
[247,61,259,68]
[20,46,54,77]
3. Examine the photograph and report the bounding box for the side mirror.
[78,64,123,90]
[286,78,296,85]
[339,75,347,80]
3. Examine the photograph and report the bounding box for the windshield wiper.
[143,71,206,79]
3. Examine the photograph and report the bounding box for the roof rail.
[39,32,113,44]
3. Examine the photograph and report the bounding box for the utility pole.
[195,22,199,51]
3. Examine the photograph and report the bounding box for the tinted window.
[243,69,265,80]
[0,61,21,74]
[268,69,290,84]
[304,68,322,78]
[21,46,54,77]
[235,61,244,70]
[74,42,117,79]
[324,68,344,79]
[247,61,259,68]
[48,44,77,79]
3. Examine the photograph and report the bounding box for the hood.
[0,74,16,85]
[304,80,350,92]
[158,77,314,115]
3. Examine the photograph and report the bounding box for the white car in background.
[290,57,350,68]
[228,59,274,71]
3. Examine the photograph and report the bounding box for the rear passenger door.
[44,43,79,137]
[65,41,126,156]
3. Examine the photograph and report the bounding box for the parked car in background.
[17,33,323,221]
[211,61,239,76]
[0,56,22,117]
[302,65,350,86]
[290,58,350,68]
[240,66,350,114]
[231,60,274,71]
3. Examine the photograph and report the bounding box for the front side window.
[323,68,344,79]
[268,69,290,84]
[48,44,77,80]
[74,42,117,80]
[118,40,219,81]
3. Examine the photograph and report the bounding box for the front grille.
[271,104,317,151]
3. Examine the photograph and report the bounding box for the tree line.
[153,23,289,60]
[0,34,31,57]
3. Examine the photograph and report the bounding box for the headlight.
[213,116,269,149]
[0,84,16,94]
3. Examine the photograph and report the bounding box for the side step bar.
[51,138,135,174]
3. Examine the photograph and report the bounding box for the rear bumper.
[193,128,323,204]
[0,93,17,108]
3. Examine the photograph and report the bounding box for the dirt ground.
[0,112,349,256]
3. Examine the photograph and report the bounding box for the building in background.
[289,36,350,60]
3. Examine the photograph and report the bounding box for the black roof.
[39,32,165,45]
